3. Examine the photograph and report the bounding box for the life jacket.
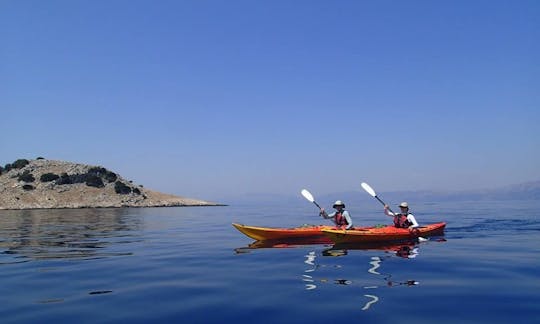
[335,211,349,226]
[394,214,412,228]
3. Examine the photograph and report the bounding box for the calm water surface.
[1,200,538,323]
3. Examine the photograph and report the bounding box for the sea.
[0,198,538,323]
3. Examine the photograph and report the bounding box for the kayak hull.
[322,222,446,244]
[232,223,335,242]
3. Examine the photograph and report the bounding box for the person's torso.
[393,213,411,228]
[334,211,349,226]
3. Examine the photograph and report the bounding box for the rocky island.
[0,158,220,209]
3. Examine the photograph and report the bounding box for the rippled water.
[0,200,538,323]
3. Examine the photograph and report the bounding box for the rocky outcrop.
[0,158,220,209]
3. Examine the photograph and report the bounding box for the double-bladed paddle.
[301,189,322,211]
[361,182,395,214]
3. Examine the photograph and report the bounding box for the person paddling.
[320,200,353,230]
[384,202,419,231]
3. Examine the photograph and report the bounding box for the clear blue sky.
[1,1,539,201]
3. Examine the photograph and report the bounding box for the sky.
[1,0,539,202]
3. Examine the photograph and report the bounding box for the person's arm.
[343,211,353,229]
[384,205,395,217]
[320,208,334,220]
[407,214,419,228]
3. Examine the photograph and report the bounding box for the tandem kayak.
[232,223,335,242]
[321,222,446,244]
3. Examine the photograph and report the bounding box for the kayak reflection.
[234,237,432,256]
[234,237,334,253]
[323,241,420,259]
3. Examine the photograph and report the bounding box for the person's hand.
[319,208,325,216]
[384,204,389,209]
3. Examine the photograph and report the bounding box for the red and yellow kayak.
[232,223,335,242]
[321,222,446,244]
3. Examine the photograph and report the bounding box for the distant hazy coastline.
[228,181,540,205]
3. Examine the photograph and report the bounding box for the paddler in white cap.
[384,201,419,231]
[320,200,353,230]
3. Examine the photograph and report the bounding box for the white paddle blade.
[301,189,315,203]
[361,182,377,197]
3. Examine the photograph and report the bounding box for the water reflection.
[235,237,446,311]
[0,208,143,263]
[235,237,333,252]
[324,241,420,259]
[303,251,317,290]
[321,240,443,311]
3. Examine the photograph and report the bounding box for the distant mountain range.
[320,180,540,204]
[228,180,540,205]
[425,180,540,201]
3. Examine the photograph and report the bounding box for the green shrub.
[87,167,117,182]
[86,175,105,188]
[56,172,110,186]
[18,171,35,182]
[57,173,73,185]
[69,174,88,184]
[103,171,117,182]
[40,173,60,182]
[12,159,30,169]
[114,181,132,194]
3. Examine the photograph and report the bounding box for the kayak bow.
[232,223,335,242]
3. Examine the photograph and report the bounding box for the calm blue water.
[1,199,539,323]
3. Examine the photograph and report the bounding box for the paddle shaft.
[374,195,395,215]
[361,182,395,214]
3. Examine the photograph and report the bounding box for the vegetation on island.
[2,157,140,195]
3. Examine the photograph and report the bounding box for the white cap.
[333,200,345,208]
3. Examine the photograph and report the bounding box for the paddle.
[361,182,428,242]
[301,189,322,211]
[361,182,395,214]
